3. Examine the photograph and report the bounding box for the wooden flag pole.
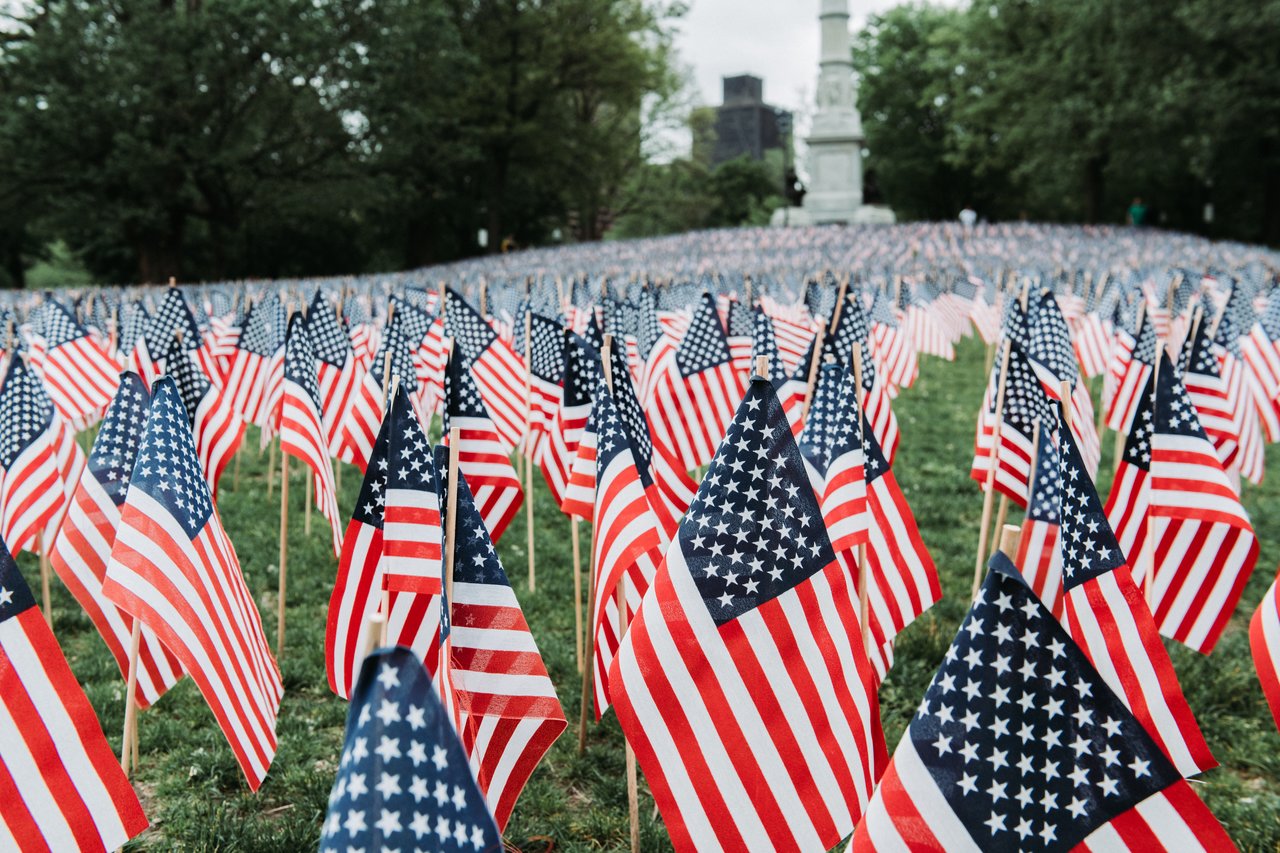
[850,347,871,656]
[572,517,584,673]
[277,448,289,656]
[266,438,277,499]
[973,340,1013,600]
[524,311,536,592]
[800,319,828,423]
[233,431,244,490]
[577,538,596,755]
[120,619,142,777]
[38,539,51,628]
[304,470,313,535]
[997,523,1022,559]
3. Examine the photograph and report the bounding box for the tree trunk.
[1083,155,1106,224]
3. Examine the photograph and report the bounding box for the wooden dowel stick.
[973,341,1013,600]
[120,620,142,776]
[990,496,1009,560]
[572,517,584,673]
[266,438,277,499]
[39,539,51,629]
[800,320,827,423]
[997,523,1022,558]
[277,451,289,656]
[233,431,244,490]
[304,471,313,535]
[578,531,596,755]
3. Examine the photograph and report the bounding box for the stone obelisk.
[773,0,894,226]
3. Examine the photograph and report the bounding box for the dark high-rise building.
[711,75,793,167]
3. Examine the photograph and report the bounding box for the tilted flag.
[280,316,343,556]
[1179,313,1241,473]
[522,311,565,458]
[445,287,527,451]
[971,340,1055,507]
[1210,285,1265,484]
[164,334,245,501]
[319,646,501,853]
[539,332,594,509]
[851,554,1233,852]
[224,297,282,432]
[1027,290,1100,475]
[444,348,522,543]
[1013,425,1065,618]
[799,361,869,555]
[1252,568,1280,733]
[305,289,358,456]
[382,386,443,597]
[610,375,886,852]
[136,287,204,380]
[0,354,63,555]
[49,374,183,708]
[36,300,119,429]
[102,377,282,790]
[1057,415,1216,776]
[435,445,566,828]
[1239,284,1280,442]
[869,290,917,393]
[645,292,746,471]
[339,310,411,472]
[1106,305,1157,433]
[0,538,149,851]
[1104,355,1257,654]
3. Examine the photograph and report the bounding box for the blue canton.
[1057,413,1128,590]
[90,374,150,507]
[130,378,214,538]
[0,356,53,469]
[675,294,731,378]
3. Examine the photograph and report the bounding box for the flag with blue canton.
[0,352,61,553]
[89,372,150,506]
[146,288,201,354]
[1028,291,1078,389]
[853,553,1234,852]
[751,307,781,380]
[676,293,732,378]
[320,646,501,853]
[307,289,354,370]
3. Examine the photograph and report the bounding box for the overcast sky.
[669,0,906,153]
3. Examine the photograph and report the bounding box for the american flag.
[101,377,283,790]
[224,297,283,433]
[609,375,886,851]
[538,332,594,509]
[1057,417,1216,777]
[906,296,956,361]
[583,380,664,718]
[852,553,1233,852]
[869,290,917,393]
[1104,355,1257,654]
[164,334,245,501]
[0,538,149,851]
[971,341,1055,507]
[444,347,523,543]
[445,288,527,452]
[339,308,421,472]
[1027,290,1100,474]
[327,412,392,700]
[799,362,869,554]
[435,445,566,828]
[319,646,502,853]
[139,288,204,377]
[1106,306,1156,433]
[1013,424,1065,618]
[0,354,63,555]
[49,373,184,709]
[823,294,900,465]
[645,292,746,471]
[306,289,358,456]
[281,315,343,555]
[725,298,755,378]
[1253,569,1280,734]
[382,385,443,596]
[1179,315,1240,471]
[521,311,565,459]
[1239,287,1280,439]
[35,300,119,429]
[751,307,782,380]
[1210,288,1266,485]
[1074,281,1114,378]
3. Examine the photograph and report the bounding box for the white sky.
[669,0,907,152]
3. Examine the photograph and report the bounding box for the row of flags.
[0,245,1277,849]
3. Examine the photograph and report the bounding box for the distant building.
[711,75,793,167]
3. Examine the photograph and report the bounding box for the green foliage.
[0,0,684,284]
[33,338,1280,849]
[612,152,786,238]
[853,0,1280,243]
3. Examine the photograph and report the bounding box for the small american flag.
[540,333,595,511]
[49,373,184,709]
[102,377,282,790]
[224,297,282,432]
[1179,315,1241,471]
[1105,307,1156,433]
[445,288,527,451]
[522,311,565,459]
[610,375,885,851]
[1253,568,1280,734]
[971,340,1055,507]
[305,289,358,456]
[36,300,119,429]
[319,646,501,853]
[852,553,1233,852]
[799,362,869,554]
[0,354,63,555]
[1013,423,1065,618]
[0,537,149,850]
[281,316,343,555]
[382,385,443,596]
[164,335,245,501]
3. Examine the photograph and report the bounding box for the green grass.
[23,335,1280,851]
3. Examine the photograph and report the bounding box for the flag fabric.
[445,287,527,452]
[280,316,343,556]
[870,291,917,393]
[799,362,869,555]
[645,292,747,471]
[1057,415,1216,777]
[522,311,565,458]
[338,312,408,472]
[49,373,183,709]
[137,288,204,379]
[326,411,392,700]
[319,646,502,853]
[1106,308,1157,433]
[102,377,282,790]
[164,335,245,501]
[0,354,63,555]
[0,538,149,851]
[305,290,358,456]
[36,300,119,429]
[970,341,1055,507]
[1105,355,1258,653]
[1179,315,1240,472]
[1013,425,1065,618]
[1252,569,1280,733]
[609,375,886,852]
[851,553,1233,853]
[444,348,522,544]
[539,333,594,510]
[436,445,566,828]
[381,386,444,596]
[224,298,281,431]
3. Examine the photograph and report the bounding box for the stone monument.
[771,0,895,226]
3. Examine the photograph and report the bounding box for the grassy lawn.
[25,334,1280,851]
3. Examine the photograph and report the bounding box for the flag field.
[22,334,1280,851]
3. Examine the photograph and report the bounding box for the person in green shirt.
[1127,197,1148,226]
